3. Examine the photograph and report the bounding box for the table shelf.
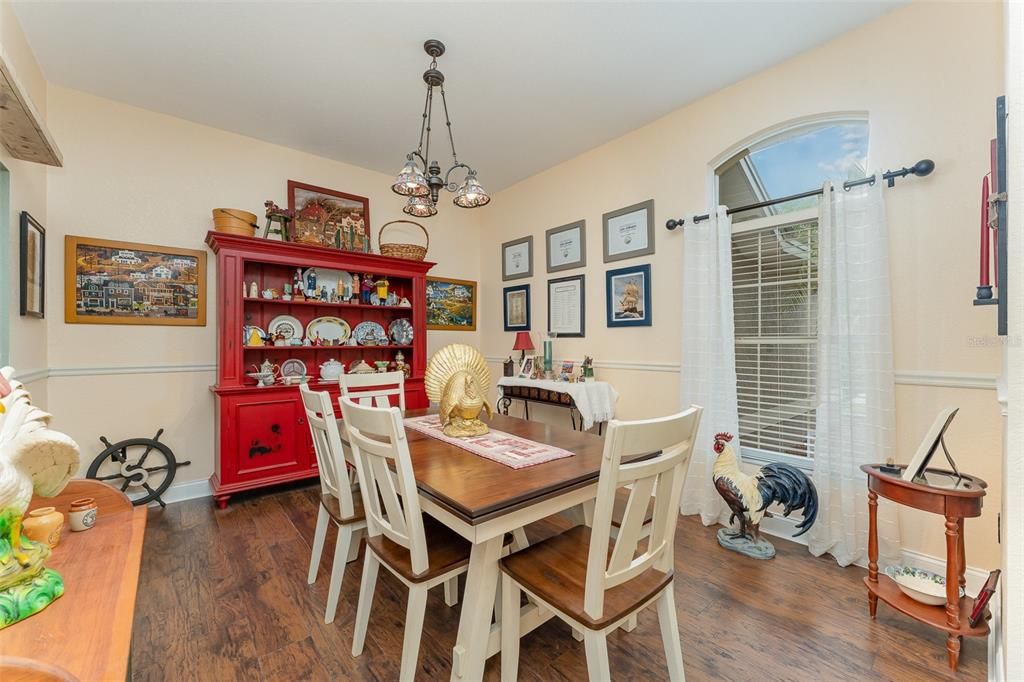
[864,575,989,637]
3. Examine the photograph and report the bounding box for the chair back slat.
[339,396,429,575]
[583,406,703,620]
[299,384,357,518]
[340,371,406,412]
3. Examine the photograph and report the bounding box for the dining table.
[336,407,611,682]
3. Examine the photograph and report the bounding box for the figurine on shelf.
[336,281,345,302]
[249,281,258,299]
[283,283,292,301]
[319,285,329,302]
[247,328,265,347]
[294,268,305,296]
[375,277,390,304]
[351,273,361,303]
[306,268,317,294]
[312,333,323,347]
[263,201,294,241]
[361,274,374,304]
[399,297,411,307]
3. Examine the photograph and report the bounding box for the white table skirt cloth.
[496,377,618,430]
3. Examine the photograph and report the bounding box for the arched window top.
[716,118,869,222]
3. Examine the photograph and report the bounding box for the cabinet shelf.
[243,297,414,312]
[243,344,413,352]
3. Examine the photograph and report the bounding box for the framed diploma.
[503,284,531,331]
[547,274,585,337]
[603,199,655,263]
[502,236,533,281]
[546,220,586,272]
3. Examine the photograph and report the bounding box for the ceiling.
[13,1,901,191]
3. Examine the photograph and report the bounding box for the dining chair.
[339,370,406,411]
[299,383,368,625]
[499,406,703,682]
[341,396,509,681]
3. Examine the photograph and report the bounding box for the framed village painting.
[288,180,371,252]
[64,235,207,326]
[20,212,45,318]
[606,263,652,327]
[426,277,477,331]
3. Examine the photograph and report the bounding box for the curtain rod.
[664,159,935,230]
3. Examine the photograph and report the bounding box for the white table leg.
[451,535,504,682]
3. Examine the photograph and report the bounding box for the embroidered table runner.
[403,414,574,469]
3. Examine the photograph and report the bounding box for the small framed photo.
[548,274,585,338]
[560,360,575,381]
[603,199,655,263]
[546,220,586,272]
[503,284,531,332]
[518,356,535,378]
[20,212,45,318]
[606,263,652,327]
[502,236,533,281]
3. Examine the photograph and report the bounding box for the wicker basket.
[378,220,429,261]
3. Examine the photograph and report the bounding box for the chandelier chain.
[424,84,434,165]
[439,85,459,165]
[416,81,430,159]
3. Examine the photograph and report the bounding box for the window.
[716,119,868,463]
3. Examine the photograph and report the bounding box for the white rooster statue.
[712,432,817,560]
[0,367,80,628]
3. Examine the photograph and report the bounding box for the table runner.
[403,414,574,469]
[496,377,619,430]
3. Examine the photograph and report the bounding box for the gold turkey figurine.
[425,345,494,438]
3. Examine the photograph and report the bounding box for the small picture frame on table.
[20,211,45,318]
[502,236,533,281]
[518,356,534,379]
[560,360,575,381]
[503,284,531,332]
[606,263,652,327]
[546,220,586,272]
[603,199,655,263]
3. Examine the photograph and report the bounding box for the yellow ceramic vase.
[22,506,64,548]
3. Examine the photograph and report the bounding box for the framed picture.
[560,360,575,381]
[503,284,531,332]
[426,276,477,331]
[20,211,45,318]
[287,180,370,252]
[603,199,655,263]
[606,263,652,327]
[64,235,207,326]
[546,220,586,272]
[548,274,585,338]
[502,236,533,281]
[519,356,534,379]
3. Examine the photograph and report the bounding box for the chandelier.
[391,39,490,218]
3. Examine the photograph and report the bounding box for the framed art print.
[20,211,45,318]
[426,277,477,331]
[546,220,586,272]
[603,199,655,263]
[288,180,370,252]
[503,284,531,332]
[547,274,585,337]
[502,236,533,281]
[606,263,652,327]
[64,235,207,326]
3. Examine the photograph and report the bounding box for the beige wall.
[479,2,1005,568]
[2,0,48,397]
[42,85,483,487]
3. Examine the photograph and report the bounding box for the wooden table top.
[346,409,610,524]
[0,480,147,681]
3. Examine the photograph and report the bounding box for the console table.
[861,464,988,671]
[496,377,617,434]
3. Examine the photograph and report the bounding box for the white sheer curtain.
[680,206,738,526]
[809,179,901,566]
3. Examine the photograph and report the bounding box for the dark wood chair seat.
[499,525,672,630]
[319,490,365,525]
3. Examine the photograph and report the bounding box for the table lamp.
[512,331,535,361]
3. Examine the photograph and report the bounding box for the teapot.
[319,358,344,382]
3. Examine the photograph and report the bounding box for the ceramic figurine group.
[244,269,409,308]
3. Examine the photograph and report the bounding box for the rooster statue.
[0,367,80,628]
[711,432,817,560]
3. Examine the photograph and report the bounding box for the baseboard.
[157,478,213,506]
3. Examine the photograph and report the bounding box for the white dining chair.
[340,396,509,681]
[339,370,406,411]
[300,383,368,625]
[499,405,703,682]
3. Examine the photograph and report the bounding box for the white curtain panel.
[680,206,738,526]
[809,179,901,567]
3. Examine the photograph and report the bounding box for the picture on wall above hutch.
[426,276,477,331]
[287,180,371,252]
[64,235,206,326]
[206,230,435,507]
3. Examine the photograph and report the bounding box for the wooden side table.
[861,464,988,671]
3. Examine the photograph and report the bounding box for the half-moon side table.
[861,464,989,671]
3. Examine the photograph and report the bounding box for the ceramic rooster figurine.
[0,367,80,628]
[711,432,818,559]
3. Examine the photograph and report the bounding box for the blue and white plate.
[353,321,387,346]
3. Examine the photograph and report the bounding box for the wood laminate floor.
[132,484,987,681]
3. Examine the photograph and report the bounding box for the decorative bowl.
[884,565,963,605]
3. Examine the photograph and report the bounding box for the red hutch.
[206,231,434,507]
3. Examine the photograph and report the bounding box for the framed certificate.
[603,199,655,263]
[546,220,586,272]
[547,274,585,338]
[503,284,531,331]
[502,236,533,281]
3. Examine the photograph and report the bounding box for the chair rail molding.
[14,363,217,382]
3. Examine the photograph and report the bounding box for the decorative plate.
[242,325,267,346]
[267,315,303,341]
[884,565,964,605]
[388,318,414,345]
[353,320,387,346]
[306,316,351,344]
[280,358,307,378]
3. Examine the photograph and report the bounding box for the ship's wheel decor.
[86,429,190,507]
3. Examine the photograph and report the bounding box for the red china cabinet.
[206,231,434,507]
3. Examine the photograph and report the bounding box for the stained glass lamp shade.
[403,196,437,218]
[391,160,430,197]
[453,171,491,208]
